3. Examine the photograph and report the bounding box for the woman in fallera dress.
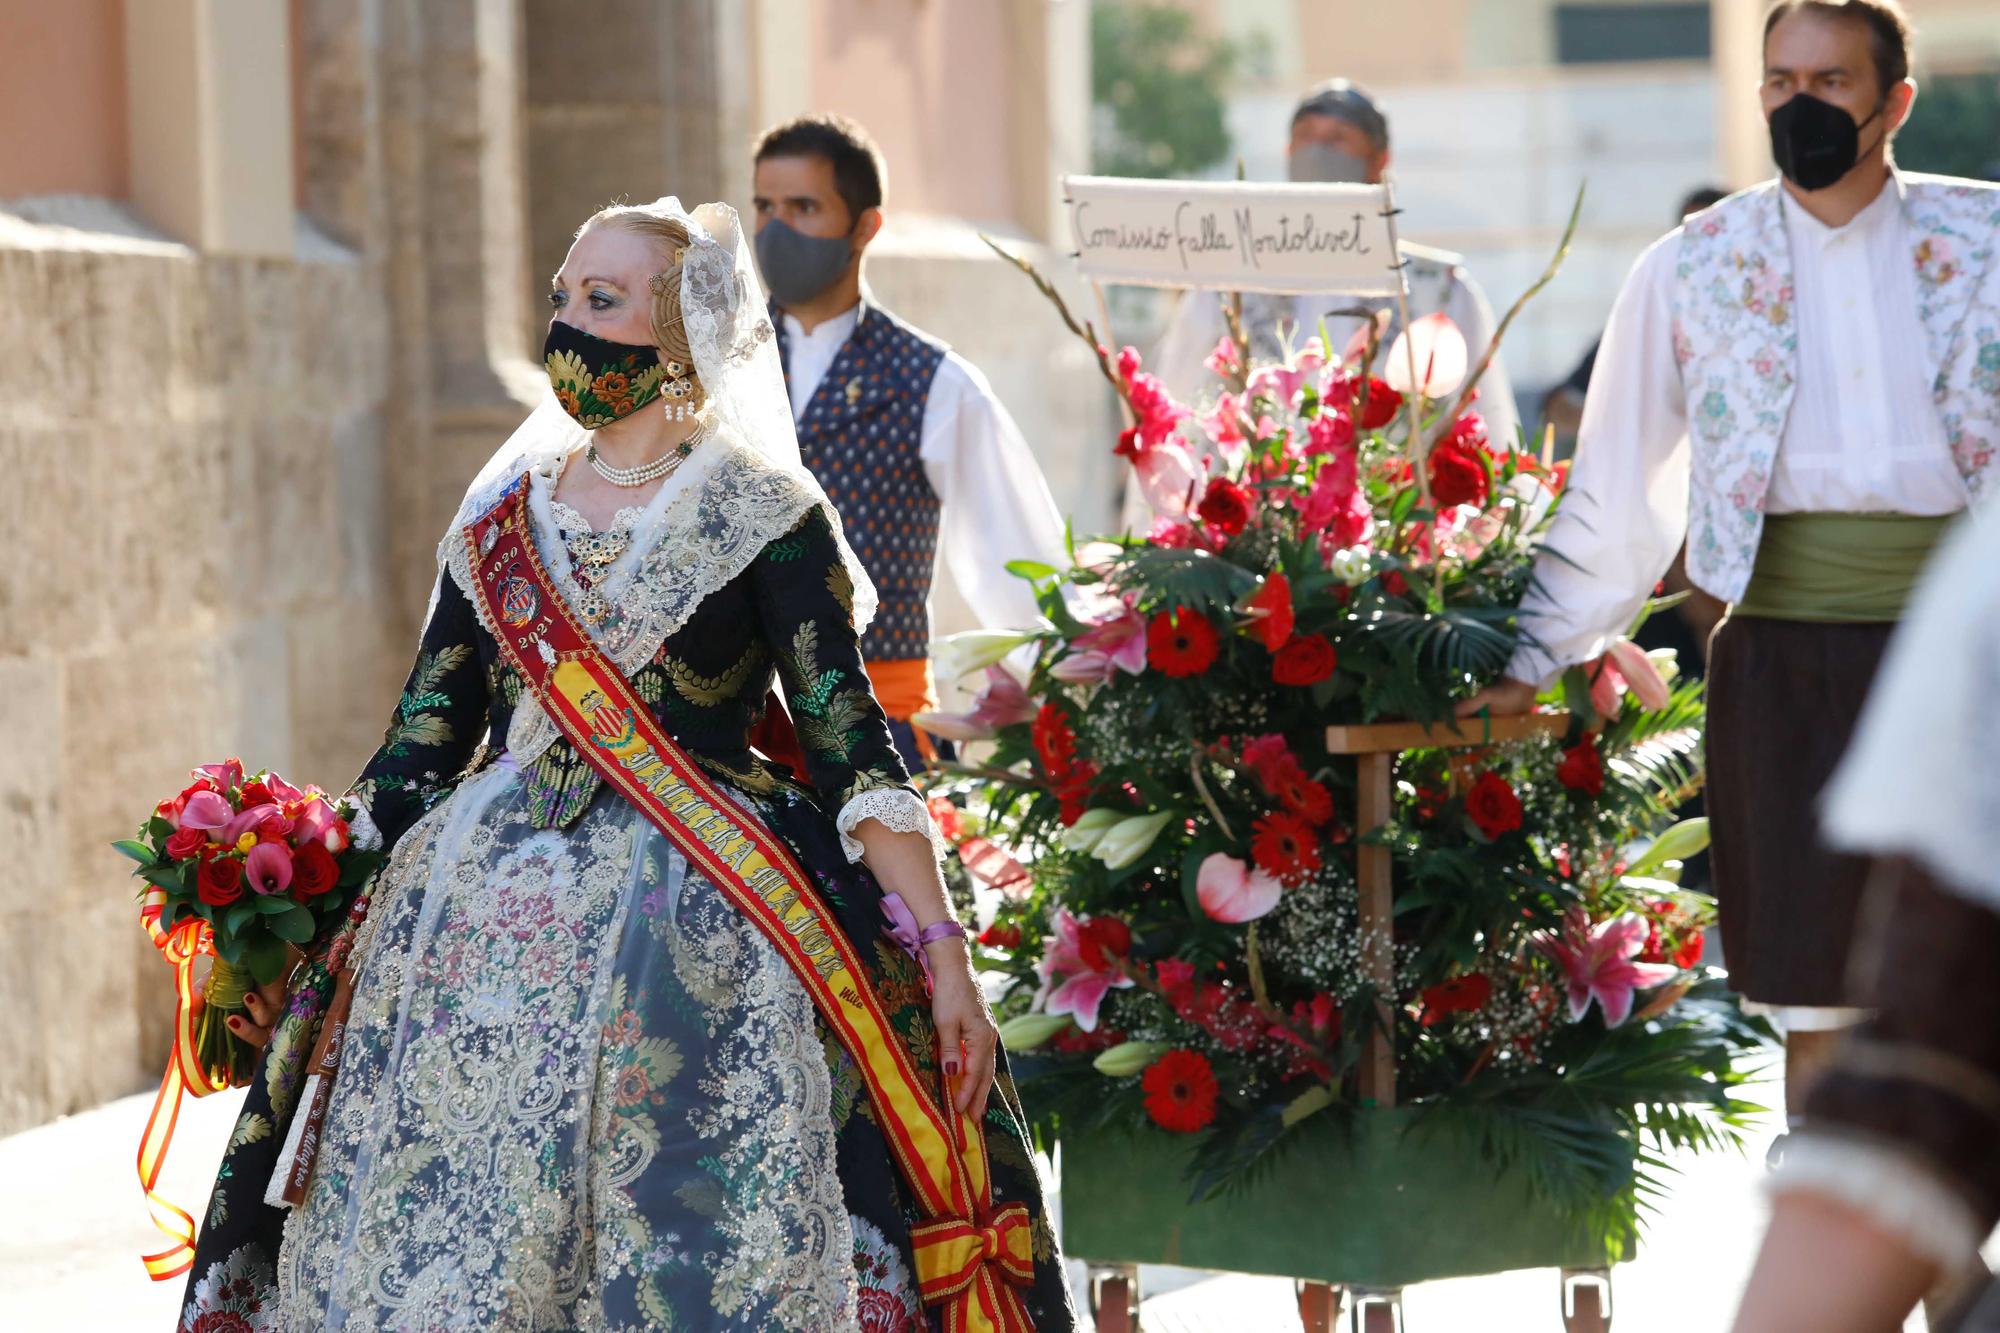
[175,197,1075,1333]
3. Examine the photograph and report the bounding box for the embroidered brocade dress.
[176,440,1075,1332]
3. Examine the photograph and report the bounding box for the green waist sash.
[1733,511,1957,622]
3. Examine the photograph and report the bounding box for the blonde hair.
[578,203,705,414]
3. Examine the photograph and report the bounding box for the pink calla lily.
[178,789,236,833]
[290,796,342,850]
[1532,907,1682,1028]
[244,841,295,896]
[1196,852,1284,924]
[220,802,287,849]
[194,759,245,794]
[1385,313,1469,400]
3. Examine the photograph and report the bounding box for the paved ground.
[0,1069,1926,1331]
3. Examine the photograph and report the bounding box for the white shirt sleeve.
[1446,270,1522,452]
[1152,290,1229,409]
[1508,232,1692,686]
[921,353,1069,632]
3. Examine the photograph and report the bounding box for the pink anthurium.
[912,665,1038,742]
[1385,313,1469,400]
[1196,852,1284,924]
[1532,907,1681,1028]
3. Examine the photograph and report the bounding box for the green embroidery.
[382,644,472,756]
[764,532,810,563]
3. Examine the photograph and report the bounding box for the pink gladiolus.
[913,665,1037,741]
[1385,313,1469,400]
[1305,407,1355,457]
[1606,638,1672,712]
[1196,852,1284,924]
[244,841,295,896]
[1035,909,1135,1032]
[1328,489,1373,547]
[1246,347,1323,411]
[1532,907,1682,1028]
[178,790,236,833]
[1204,336,1241,378]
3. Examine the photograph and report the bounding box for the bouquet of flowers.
[927,238,1770,1234]
[115,759,380,1088]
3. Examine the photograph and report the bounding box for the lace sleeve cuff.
[835,787,947,864]
[1772,1132,1988,1273]
[345,799,385,853]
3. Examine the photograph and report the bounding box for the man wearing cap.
[1153,78,1521,449]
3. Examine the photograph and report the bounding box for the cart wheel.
[1561,1267,1613,1333]
[1295,1280,1344,1332]
[1351,1287,1402,1333]
[1089,1264,1139,1333]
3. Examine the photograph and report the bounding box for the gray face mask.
[1288,142,1371,184]
[755,217,855,308]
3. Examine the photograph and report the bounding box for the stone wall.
[0,203,402,1134]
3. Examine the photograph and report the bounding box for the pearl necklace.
[587,424,706,488]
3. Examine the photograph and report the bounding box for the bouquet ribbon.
[135,885,232,1282]
[467,477,1036,1332]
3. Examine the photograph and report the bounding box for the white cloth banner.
[1063,175,1401,296]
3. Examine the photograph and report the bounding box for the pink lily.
[1072,606,1148,675]
[1532,907,1681,1027]
[1035,909,1135,1033]
[1246,346,1324,411]
[1196,852,1284,924]
[912,665,1037,742]
[1606,638,1672,711]
[244,841,295,896]
[1385,313,1469,400]
[178,789,236,833]
[1133,439,1203,517]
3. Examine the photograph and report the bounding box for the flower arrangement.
[931,238,1771,1232]
[115,759,380,1087]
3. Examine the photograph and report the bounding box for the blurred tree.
[1898,70,2000,182]
[1091,3,1244,178]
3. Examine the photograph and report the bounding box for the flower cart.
[928,177,1770,1332]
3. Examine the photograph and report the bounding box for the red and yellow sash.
[466,479,1035,1332]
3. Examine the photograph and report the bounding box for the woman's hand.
[928,939,1000,1121]
[1455,675,1538,720]
[191,975,289,1050]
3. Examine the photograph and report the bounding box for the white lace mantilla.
[444,430,834,769]
[833,788,948,865]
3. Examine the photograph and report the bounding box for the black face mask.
[541,320,667,429]
[1768,91,1883,192]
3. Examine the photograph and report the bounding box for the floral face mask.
[543,320,668,428]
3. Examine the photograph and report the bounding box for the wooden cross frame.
[1324,712,1571,1106]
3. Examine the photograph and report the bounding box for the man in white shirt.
[1152,79,1521,450]
[750,113,1067,768]
[1462,0,1997,1119]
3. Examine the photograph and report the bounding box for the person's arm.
[921,354,1070,632]
[233,571,491,1044]
[1461,234,1692,715]
[1446,270,1522,451]
[751,506,1000,1118]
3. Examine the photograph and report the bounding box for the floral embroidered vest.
[1671,172,2000,600]
[777,302,948,661]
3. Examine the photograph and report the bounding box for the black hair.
[1290,79,1390,152]
[1678,186,1728,216]
[753,113,886,225]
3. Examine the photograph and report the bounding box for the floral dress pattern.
[176,461,1075,1332]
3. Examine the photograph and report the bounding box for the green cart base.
[1058,1108,1632,1331]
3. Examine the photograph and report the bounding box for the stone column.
[1712,0,1770,189]
[124,0,295,255]
[1006,0,1093,245]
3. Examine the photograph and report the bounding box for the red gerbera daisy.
[1141,1049,1219,1133]
[1274,770,1335,826]
[1147,608,1219,677]
[1244,572,1295,651]
[1251,811,1322,886]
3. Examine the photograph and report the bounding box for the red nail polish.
[944,1059,960,1076]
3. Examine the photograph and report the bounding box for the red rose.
[1442,411,1490,455]
[1245,572,1295,651]
[1195,479,1253,536]
[1147,608,1219,677]
[197,856,244,908]
[1141,1049,1219,1133]
[1420,972,1493,1026]
[1352,376,1404,431]
[1382,570,1409,598]
[1427,440,1489,509]
[1251,811,1322,886]
[238,780,276,809]
[1272,633,1337,686]
[291,840,339,898]
[165,826,209,861]
[1464,771,1523,840]
[1556,740,1605,797]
